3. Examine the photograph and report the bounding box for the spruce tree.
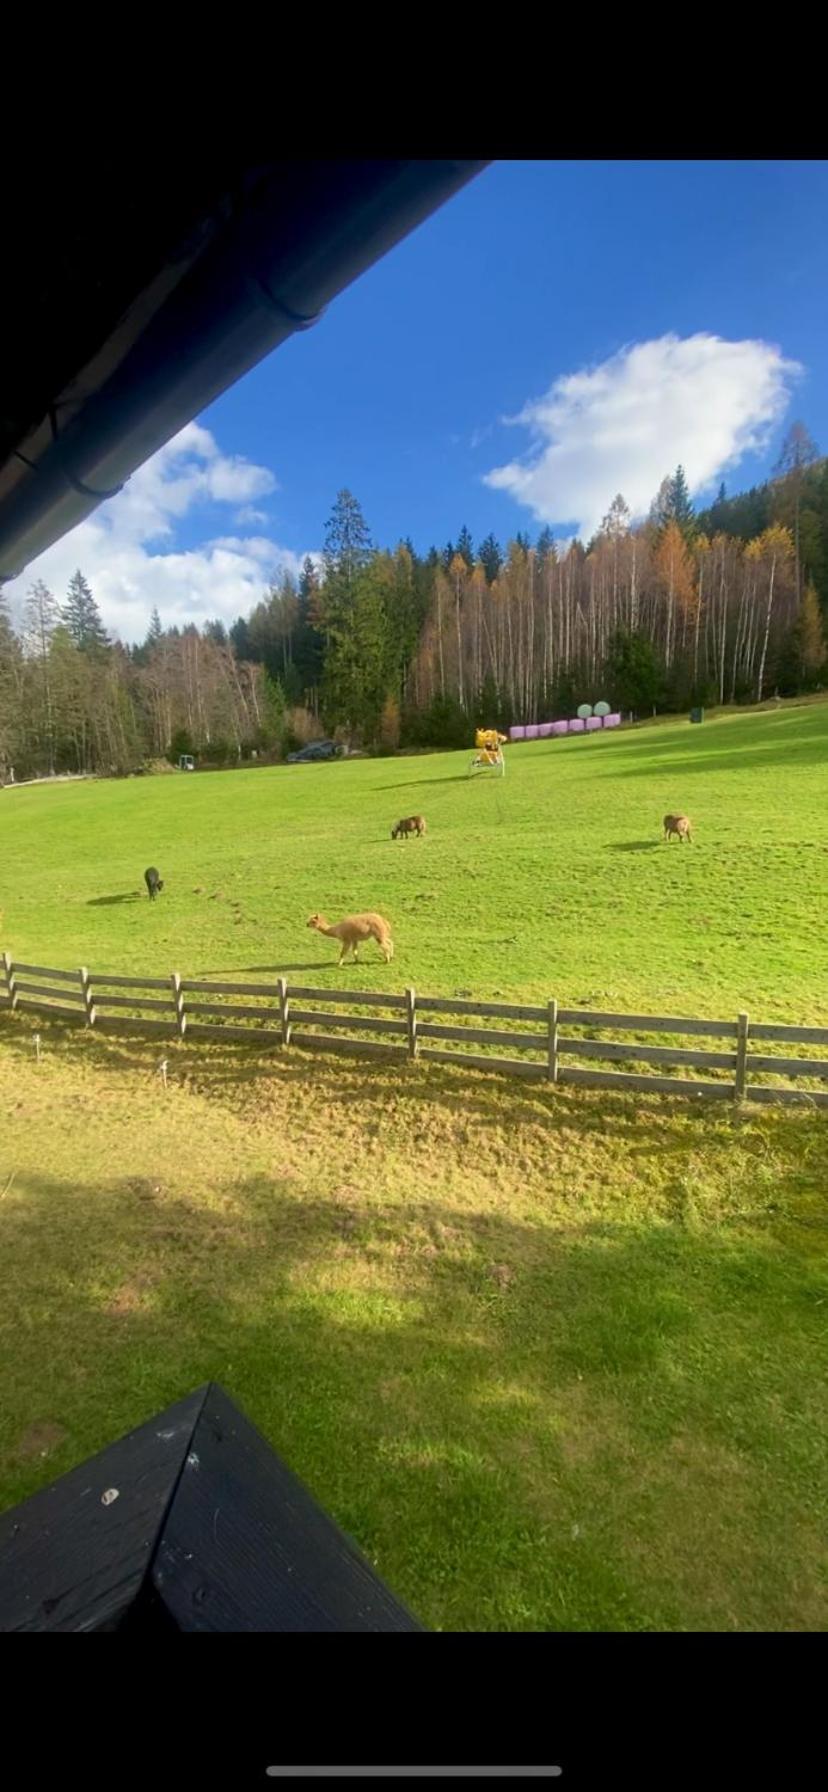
[478,533,503,582]
[62,570,110,651]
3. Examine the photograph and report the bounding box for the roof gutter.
[0,160,488,583]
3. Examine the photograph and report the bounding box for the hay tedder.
[469,727,507,776]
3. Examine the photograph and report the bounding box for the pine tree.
[456,524,475,569]
[667,466,695,538]
[478,533,503,583]
[323,490,372,587]
[62,570,110,652]
[536,526,556,561]
[147,607,163,646]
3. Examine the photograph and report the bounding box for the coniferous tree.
[62,569,110,651]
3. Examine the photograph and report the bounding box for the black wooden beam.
[0,1383,422,1632]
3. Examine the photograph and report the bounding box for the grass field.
[1,700,827,1630]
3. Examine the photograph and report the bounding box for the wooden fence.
[2,950,828,1107]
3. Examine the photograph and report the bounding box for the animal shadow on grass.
[374,775,469,791]
[87,892,142,906]
[609,841,660,854]
[200,960,334,977]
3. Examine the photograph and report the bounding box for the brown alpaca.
[391,814,426,839]
[663,812,692,843]
[307,911,395,965]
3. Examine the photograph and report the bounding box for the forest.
[1,423,826,779]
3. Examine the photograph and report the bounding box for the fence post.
[2,952,18,1011]
[734,1010,749,1101]
[405,986,418,1060]
[78,966,96,1028]
[171,973,187,1040]
[547,998,559,1083]
[277,978,291,1048]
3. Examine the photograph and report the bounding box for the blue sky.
[10,160,828,640]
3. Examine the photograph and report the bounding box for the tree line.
[2,423,826,779]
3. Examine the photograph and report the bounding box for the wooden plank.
[747,1054,828,1077]
[287,985,406,1009]
[78,966,96,1028]
[171,972,186,1041]
[90,972,171,990]
[418,1046,546,1080]
[182,1000,277,1023]
[92,993,174,1012]
[418,1021,546,1050]
[153,1382,422,1631]
[290,1031,405,1060]
[16,999,86,1023]
[405,986,418,1060]
[557,1037,736,1069]
[93,1014,173,1037]
[735,1011,749,1101]
[11,962,80,983]
[745,1084,828,1109]
[416,994,546,1021]
[289,1008,406,1035]
[749,1021,828,1045]
[2,952,17,1010]
[556,1009,738,1037]
[13,980,85,1003]
[184,1023,280,1046]
[182,979,279,997]
[277,977,291,1048]
[560,1065,733,1099]
[548,998,558,1084]
[0,1387,208,1631]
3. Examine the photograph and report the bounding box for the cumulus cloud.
[3,423,306,643]
[484,333,801,542]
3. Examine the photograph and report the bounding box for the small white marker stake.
[33,1032,41,1062]
[157,1057,168,1090]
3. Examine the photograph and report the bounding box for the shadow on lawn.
[608,841,661,854]
[87,892,142,907]
[1,1152,825,1632]
[197,960,334,977]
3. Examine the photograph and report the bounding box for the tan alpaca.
[663,812,693,843]
[307,911,395,965]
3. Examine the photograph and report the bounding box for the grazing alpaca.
[144,866,164,899]
[663,813,692,843]
[391,814,426,839]
[307,911,394,965]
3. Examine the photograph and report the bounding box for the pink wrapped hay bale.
[525,724,539,739]
[509,726,526,741]
[585,715,602,731]
[538,722,554,737]
[568,717,585,733]
[551,720,568,736]
[602,712,621,728]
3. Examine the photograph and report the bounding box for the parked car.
[286,740,345,764]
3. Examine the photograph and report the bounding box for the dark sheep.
[144,866,164,900]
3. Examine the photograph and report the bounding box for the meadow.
[1,699,827,1629]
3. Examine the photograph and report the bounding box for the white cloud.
[4,423,309,642]
[484,333,801,542]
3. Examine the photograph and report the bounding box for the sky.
[6,159,828,642]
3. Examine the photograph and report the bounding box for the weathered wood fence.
[2,950,827,1107]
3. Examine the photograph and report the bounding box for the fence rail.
[2,950,827,1108]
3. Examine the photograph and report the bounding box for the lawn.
[1,699,827,1630]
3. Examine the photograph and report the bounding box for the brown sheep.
[307,911,394,965]
[663,813,693,843]
[391,814,426,840]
